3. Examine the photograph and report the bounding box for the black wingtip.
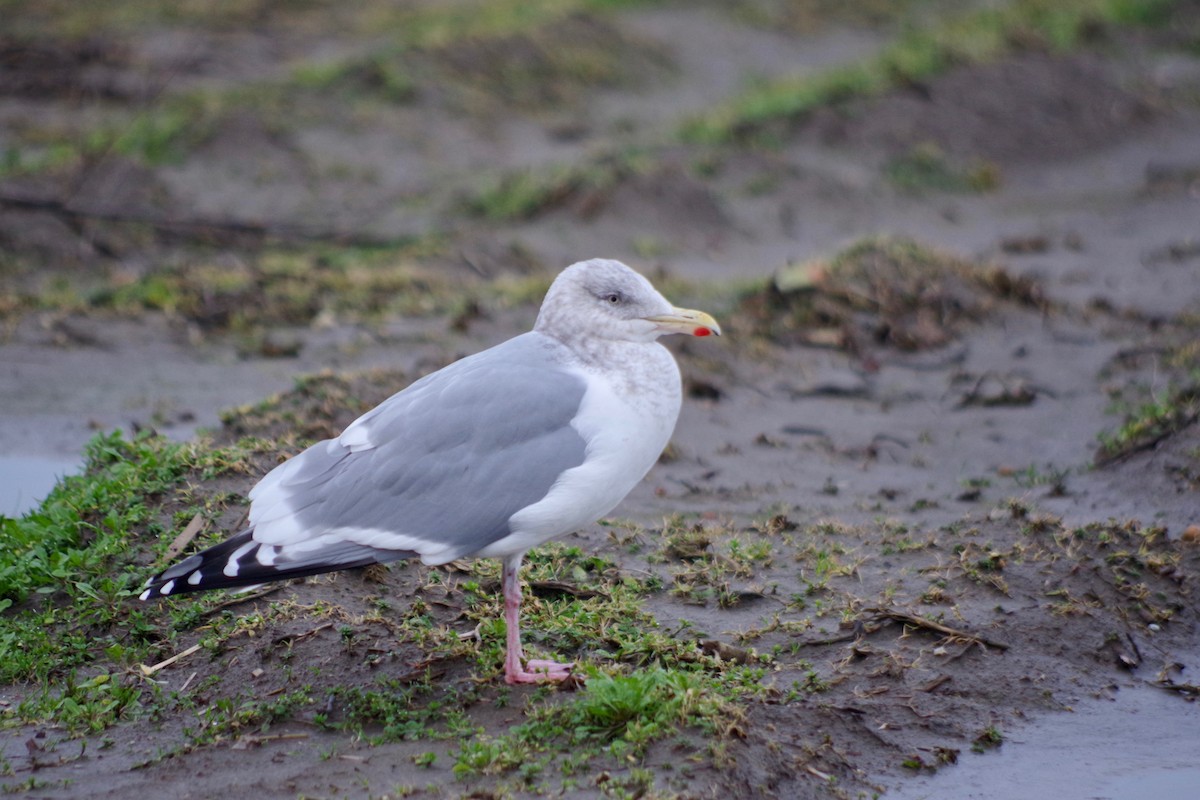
[139,527,407,600]
[139,528,258,600]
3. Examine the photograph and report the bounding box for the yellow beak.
[644,307,722,337]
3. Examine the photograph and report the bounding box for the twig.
[902,702,935,719]
[140,643,202,676]
[866,607,1009,651]
[162,513,205,563]
[270,622,334,649]
[193,585,285,621]
[231,732,310,750]
[790,631,860,648]
[1148,678,1200,697]
[805,765,833,781]
[920,674,953,693]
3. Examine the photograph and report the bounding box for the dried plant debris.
[741,237,1046,353]
[426,12,672,113]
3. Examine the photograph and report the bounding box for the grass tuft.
[454,666,745,777]
[681,0,1182,144]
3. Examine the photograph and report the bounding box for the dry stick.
[805,765,833,781]
[231,732,310,750]
[140,643,202,676]
[1152,681,1200,695]
[162,513,205,563]
[920,674,953,693]
[792,631,860,648]
[271,621,333,648]
[866,607,1010,651]
[192,585,286,621]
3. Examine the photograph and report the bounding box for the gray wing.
[246,332,589,567]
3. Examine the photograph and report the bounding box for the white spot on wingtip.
[160,580,175,595]
[187,570,202,585]
[139,588,151,601]
[224,541,256,577]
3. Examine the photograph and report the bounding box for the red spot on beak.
[693,327,711,337]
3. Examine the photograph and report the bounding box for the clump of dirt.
[738,236,1045,354]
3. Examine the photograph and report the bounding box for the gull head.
[535,258,721,346]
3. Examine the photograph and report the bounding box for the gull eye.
[603,292,622,305]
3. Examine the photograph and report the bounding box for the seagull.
[141,258,720,684]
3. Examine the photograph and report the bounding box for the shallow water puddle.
[888,680,1200,800]
[0,456,80,517]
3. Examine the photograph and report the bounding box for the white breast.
[477,343,681,559]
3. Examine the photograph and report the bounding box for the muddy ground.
[2,2,1200,798]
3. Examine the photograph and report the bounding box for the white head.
[535,258,720,347]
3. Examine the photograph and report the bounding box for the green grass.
[971,725,1004,753]
[453,665,747,778]
[0,142,80,180]
[1096,336,1200,463]
[325,677,482,744]
[1,90,229,181]
[1097,384,1200,463]
[0,430,264,714]
[681,0,1181,144]
[464,150,650,222]
[291,51,417,105]
[467,166,594,221]
[0,429,267,734]
[885,143,1001,194]
[0,431,204,606]
[10,239,461,331]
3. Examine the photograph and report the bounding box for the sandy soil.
[2,3,1200,798]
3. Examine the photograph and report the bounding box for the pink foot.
[505,659,574,685]
[500,556,576,685]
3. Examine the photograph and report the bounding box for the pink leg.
[501,554,573,684]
